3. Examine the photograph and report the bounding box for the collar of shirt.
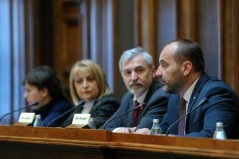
[81,100,95,114]
[183,77,200,107]
[133,89,149,104]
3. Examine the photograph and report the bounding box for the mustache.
[129,81,143,88]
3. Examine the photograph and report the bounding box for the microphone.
[0,101,39,123]
[46,100,85,127]
[165,97,209,136]
[103,103,144,130]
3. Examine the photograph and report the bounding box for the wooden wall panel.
[3,0,238,125]
[79,0,121,97]
[33,0,239,102]
[177,0,196,40]
[135,0,158,66]
[134,0,239,94]
[221,0,239,94]
[31,0,83,100]
[53,0,82,94]
[156,0,177,56]
[195,0,221,77]
[114,0,135,99]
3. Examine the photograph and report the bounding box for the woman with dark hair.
[23,66,73,126]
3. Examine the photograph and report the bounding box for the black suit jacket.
[49,94,119,128]
[104,81,169,131]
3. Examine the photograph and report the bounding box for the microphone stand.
[46,100,84,127]
[103,103,144,130]
[165,97,208,136]
[0,101,39,123]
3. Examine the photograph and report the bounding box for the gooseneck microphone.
[0,101,39,123]
[165,97,209,136]
[103,103,144,130]
[46,100,85,127]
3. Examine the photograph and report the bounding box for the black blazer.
[104,81,169,131]
[51,94,119,128]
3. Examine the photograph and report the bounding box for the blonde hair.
[69,59,111,105]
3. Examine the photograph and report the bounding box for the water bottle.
[213,122,227,140]
[150,119,161,135]
[88,117,96,129]
[33,114,43,127]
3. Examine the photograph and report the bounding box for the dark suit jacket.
[54,94,119,128]
[104,81,169,131]
[160,72,239,139]
[33,98,73,127]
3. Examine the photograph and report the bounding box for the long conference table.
[0,126,239,159]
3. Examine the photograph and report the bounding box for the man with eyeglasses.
[103,47,169,133]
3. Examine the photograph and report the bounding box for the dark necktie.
[178,97,187,135]
[132,100,140,127]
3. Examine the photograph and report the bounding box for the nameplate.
[18,112,35,123]
[72,114,91,125]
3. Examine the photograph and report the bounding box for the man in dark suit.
[136,39,239,139]
[104,47,169,133]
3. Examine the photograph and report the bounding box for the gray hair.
[119,47,153,71]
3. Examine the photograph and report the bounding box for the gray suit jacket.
[104,81,169,131]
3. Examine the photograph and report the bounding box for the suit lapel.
[137,81,160,123]
[187,72,209,112]
[128,98,134,125]
[143,81,161,108]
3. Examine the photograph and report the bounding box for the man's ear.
[182,61,192,76]
[151,66,156,78]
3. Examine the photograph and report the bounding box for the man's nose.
[156,67,162,77]
[130,71,138,81]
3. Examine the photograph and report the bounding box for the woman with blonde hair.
[51,59,119,128]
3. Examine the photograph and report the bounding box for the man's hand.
[115,127,135,133]
[134,128,151,134]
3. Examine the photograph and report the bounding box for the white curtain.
[0,0,30,125]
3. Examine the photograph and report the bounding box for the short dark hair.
[23,66,64,99]
[169,39,205,72]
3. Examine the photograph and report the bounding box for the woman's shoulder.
[96,94,120,107]
[99,94,118,102]
[52,98,73,110]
